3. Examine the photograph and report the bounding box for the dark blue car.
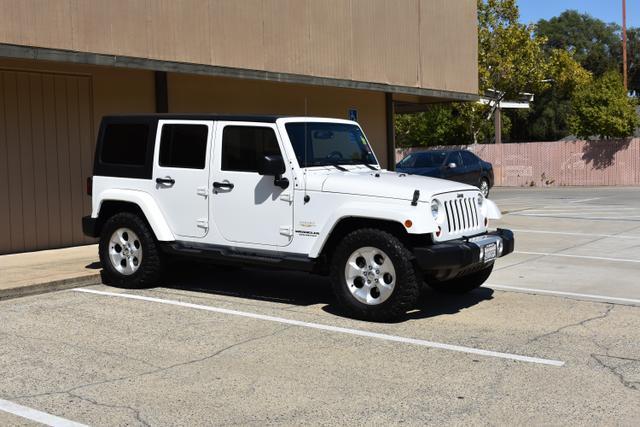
[396,149,494,197]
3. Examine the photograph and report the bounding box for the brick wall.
[396,139,640,187]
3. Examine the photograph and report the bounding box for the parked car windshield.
[285,122,378,168]
[398,151,447,168]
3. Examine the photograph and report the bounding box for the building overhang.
[0,43,479,103]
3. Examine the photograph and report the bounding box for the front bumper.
[414,228,514,272]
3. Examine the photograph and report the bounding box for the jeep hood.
[319,170,478,202]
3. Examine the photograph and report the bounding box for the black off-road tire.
[428,264,494,294]
[329,228,420,322]
[99,212,164,289]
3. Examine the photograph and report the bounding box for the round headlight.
[477,193,484,207]
[431,199,440,220]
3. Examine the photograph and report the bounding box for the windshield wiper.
[329,163,349,171]
[346,160,379,170]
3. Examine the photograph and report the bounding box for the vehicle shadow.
[146,262,494,323]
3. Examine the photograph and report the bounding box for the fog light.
[479,246,485,261]
[497,239,504,256]
[435,226,442,237]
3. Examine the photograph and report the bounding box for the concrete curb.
[0,274,102,302]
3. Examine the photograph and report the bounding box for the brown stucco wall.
[0,57,388,254]
[0,0,478,95]
[167,73,388,165]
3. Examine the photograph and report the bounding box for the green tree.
[509,49,591,141]
[395,0,547,146]
[568,71,638,139]
[536,11,621,77]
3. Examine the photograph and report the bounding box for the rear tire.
[428,264,493,294]
[330,228,420,321]
[99,212,164,289]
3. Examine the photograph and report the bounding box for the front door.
[153,120,213,238]
[211,122,293,247]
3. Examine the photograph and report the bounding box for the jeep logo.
[457,193,464,198]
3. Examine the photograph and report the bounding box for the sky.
[518,0,639,28]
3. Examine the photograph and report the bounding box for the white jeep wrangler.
[83,115,514,321]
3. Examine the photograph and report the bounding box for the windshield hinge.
[411,190,420,206]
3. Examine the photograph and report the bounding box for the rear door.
[152,120,213,238]
[210,122,293,247]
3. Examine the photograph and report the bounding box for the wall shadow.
[581,138,632,170]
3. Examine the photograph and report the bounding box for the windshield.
[285,122,378,168]
[397,151,447,168]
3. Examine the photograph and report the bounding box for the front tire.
[428,264,493,294]
[330,229,420,321]
[99,212,164,288]
[479,178,490,197]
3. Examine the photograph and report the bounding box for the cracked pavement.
[0,187,639,425]
[0,276,638,426]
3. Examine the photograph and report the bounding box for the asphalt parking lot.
[0,187,639,425]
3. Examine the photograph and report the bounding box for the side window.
[159,124,208,169]
[460,151,479,166]
[447,152,463,167]
[101,123,150,166]
[221,126,281,172]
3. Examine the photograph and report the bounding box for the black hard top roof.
[101,114,285,123]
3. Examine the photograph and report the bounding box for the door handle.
[156,177,175,185]
[213,181,234,190]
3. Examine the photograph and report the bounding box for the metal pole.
[494,105,502,144]
[622,0,628,91]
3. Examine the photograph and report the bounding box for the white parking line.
[488,284,640,305]
[0,398,87,427]
[72,288,565,367]
[515,251,640,263]
[510,229,639,239]
[568,197,601,203]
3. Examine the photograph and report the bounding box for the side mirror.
[258,155,289,189]
[258,154,286,176]
[447,162,457,169]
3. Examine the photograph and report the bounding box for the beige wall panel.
[0,75,12,252]
[77,78,94,243]
[16,73,38,249]
[41,75,63,247]
[305,0,352,80]
[72,0,150,59]
[65,77,85,244]
[262,0,309,75]
[420,0,478,94]
[0,1,478,94]
[208,0,266,70]
[27,74,50,249]
[0,0,73,50]
[53,75,74,247]
[0,58,153,254]
[148,0,213,64]
[167,72,388,165]
[3,72,25,251]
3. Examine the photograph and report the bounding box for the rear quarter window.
[100,124,150,166]
[94,117,157,179]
